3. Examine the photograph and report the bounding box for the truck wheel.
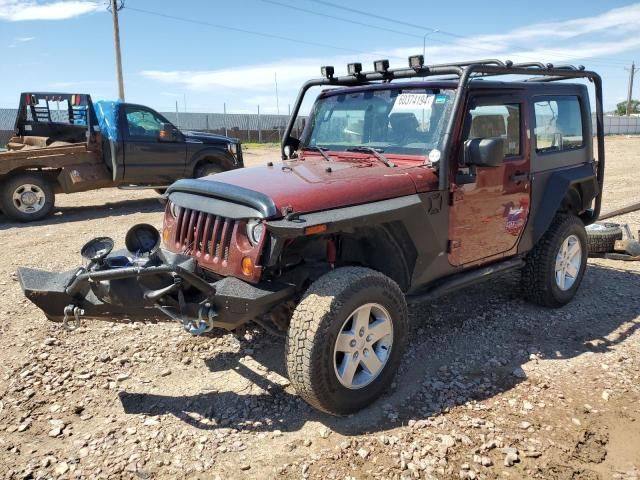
[195,162,223,178]
[1,173,55,222]
[585,222,622,254]
[521,215,588,308]
[286,267,408,415]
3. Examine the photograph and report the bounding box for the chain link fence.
[1,107,639,148]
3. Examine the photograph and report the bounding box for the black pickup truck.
[0,93,243,221]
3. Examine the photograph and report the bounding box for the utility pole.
[275,72,281,139]
[626,62,635,116]
[109,0,125,101]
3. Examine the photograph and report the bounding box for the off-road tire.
[522,215,588,308]
[1,173,55,222]
[195,162,223,178]
[286,267,408,415]
[586,222,622,254]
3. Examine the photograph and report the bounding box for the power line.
[259,0,422,39]
[125,6,365,54]
[304,0,634,68]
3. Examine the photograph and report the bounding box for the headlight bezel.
[169,201,181,219]
[227,142,238,156]
[246,218,264,245]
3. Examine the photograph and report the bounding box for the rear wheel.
[286,267,408,415]
[1,173,55,222]
[522,215,588,307]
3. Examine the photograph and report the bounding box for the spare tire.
[586,222,622,254]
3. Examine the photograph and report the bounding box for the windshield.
[300,87,456,156]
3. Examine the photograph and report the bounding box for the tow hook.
[63,304,84,331]
[188,304,217,336]
[154,303,217,336]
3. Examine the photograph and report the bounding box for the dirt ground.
[0,138,639,480]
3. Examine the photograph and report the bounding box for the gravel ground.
[0,138,639,480]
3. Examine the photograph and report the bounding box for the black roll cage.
[281,59,604,221]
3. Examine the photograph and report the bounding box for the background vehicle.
[19,59,604,415]
[0,93,243,221]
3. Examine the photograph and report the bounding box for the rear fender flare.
[532,164,598,245]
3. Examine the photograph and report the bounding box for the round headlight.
[169,202,181,219]
[246,219,264,245]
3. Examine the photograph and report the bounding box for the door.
[449,94,531,266]
[121,105,187,183]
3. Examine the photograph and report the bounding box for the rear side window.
[534,96,584,152]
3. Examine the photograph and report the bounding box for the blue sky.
[1,0,638,114]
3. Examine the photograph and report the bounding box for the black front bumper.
[18,249,295,331]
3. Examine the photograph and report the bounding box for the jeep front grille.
[174,207,236,262]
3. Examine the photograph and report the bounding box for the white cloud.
[0,0,102,21]
[140,3,639,100]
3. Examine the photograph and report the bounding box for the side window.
[467,103,521,157]
[125,108,164,138]
[534,96,583,152]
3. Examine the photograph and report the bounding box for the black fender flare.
[531,163,599,246]
[188,147,237,176]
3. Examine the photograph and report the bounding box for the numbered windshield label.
[393,93,435,110]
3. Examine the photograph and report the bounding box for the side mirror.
[282,137,300,159]
[159,123,180,142]
[464,137,504,167]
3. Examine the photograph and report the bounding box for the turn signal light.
[241,256,254,276]
[304,224,328,235]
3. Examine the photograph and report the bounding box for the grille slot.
[175,208,236,261]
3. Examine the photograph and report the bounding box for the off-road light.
[125,223,161,258]
[321,66,335,79]
[347,63,362,75]
[374,59,389,73]
[408,55,424,69]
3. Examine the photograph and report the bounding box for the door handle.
[511,171,529,182]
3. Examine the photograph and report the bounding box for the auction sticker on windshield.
[393,93,435,110]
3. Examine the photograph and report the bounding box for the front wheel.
[286,267,408,415]
[522,215,588,307]
[195,162,223,178]
[1,173,55,222]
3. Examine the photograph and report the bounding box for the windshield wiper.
[346,146,395,168]
[302,146,332,162]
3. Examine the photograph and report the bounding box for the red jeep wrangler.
[19,58,605,415]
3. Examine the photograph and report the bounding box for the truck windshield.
[301,87,456,156]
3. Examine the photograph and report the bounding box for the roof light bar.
[408,55,424,69]
[374,59,390,73]
[347,63,363,75]
[321,66,335,79]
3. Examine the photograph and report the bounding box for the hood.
[169,155,437,218]
[182,130,237,144]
